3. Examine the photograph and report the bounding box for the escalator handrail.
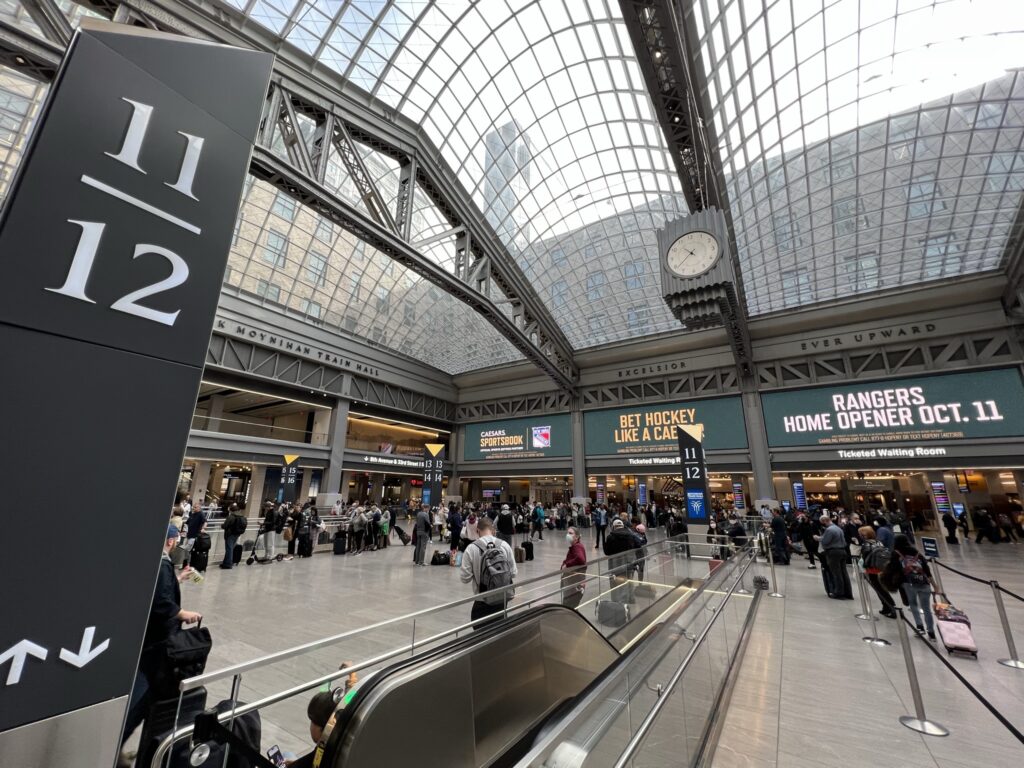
[513,549,756,766]
[182,532,704,689]
[611,550,759,768]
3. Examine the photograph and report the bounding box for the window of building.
[262,230,287,267]
[908,173,943,219]
[587,314,607,337]
[403,303,416,324]
[780,268,812,304]
[586,271,607,301]
[774,212,797,252]
[623,260,645,289]
[272,192,296,221]
[922,234,963,278]
[351,239,366,261]
[314,217,334,243]
[375,284,389,313]
[342,315,357,332]
[986,153,1023,193]
[232,213,244,246]
[626,305,650,334]
[256,280,280,302]
[299,298,322,319]
[550,279,569,309]
[549,246,567,266]
[843,252,880,291]
[833,197,866,236]
[223,266,233,286]
[349,270,362,298]
[975,103,1004,129]
[371,326,387,344]
[305,252,327,286]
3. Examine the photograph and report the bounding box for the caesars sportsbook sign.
[761,369,1024,447]
[463,414,572,461]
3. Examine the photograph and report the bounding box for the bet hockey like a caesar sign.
[761,369,1024,447]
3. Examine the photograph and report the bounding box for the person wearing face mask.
[560,527,587,609]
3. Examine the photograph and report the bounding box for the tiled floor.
[715,533,1024,768]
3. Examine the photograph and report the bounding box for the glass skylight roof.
[688,0,1024,313]
[222,0,690,348]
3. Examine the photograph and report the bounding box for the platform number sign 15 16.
[46,97,204,327]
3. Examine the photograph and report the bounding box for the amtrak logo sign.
[686,490,707,521]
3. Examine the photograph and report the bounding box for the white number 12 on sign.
[46,97,203,327]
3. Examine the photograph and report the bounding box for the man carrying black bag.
[121,524,204,755]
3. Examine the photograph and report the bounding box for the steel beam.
[20,0,73,46]
[105,0,578,384]
[248,146,576,392]
[0,18,61,78]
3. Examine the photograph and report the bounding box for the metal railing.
[150,531,721,766]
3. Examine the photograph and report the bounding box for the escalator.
[309,555,750,768]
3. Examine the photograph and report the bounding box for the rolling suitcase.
[596,600,629,627]
[933,593,978,657]
[394,525,411,545]
[232,543,243,565]
[513,546,525,563]
[189,549,209,573]
[523,540,534,561]
[136,686,208,768]
[333,533,347,555]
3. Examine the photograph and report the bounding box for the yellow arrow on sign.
[424,443,446,457]
[678,424,704,443]
[283,454,300,465]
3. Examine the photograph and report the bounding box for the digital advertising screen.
[761,369,1024,447]
[583,396,747,456]
[463,413,572,461]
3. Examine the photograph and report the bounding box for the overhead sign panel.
[761,369,1024,447]
[583,396,747,456]
[463,413,572,461]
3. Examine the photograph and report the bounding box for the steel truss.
[206,333,454,421]
[3,0,578,392]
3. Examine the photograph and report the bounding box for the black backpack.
[232,513,248,536]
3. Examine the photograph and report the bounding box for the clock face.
[666,231,721,277]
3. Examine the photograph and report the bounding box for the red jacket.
[562,541,587,569]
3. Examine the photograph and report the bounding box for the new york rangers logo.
[532,426,551,448]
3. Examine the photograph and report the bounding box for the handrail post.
[991,581,1024,670]
[766,540,784,598]
[894,608,949,736]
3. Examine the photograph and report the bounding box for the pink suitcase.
[935,618,978,657]
[933,593,978,657]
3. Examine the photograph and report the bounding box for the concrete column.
[340,471,353,502]
[446,427,461,494]
[205,393,225,432]
[501,477,511,503]
[322,398,350,495]
[571,405,587,497]
[740,388,773,500]
[311,407,333,447]
[191,460,212,507]
[982,470,1009,516]
[469,478,482,501]
[247,465,267,514]
[370,473,385,504]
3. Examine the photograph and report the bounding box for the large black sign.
[678,427,709,523]
[0,22,272,732]
[422,443,446,507]
[280,455,300,504]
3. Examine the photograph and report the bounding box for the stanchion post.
[766,540,784,599]
[860,568,891,647]
[931,559,945,596]
[855,560,872,620]
[894,608,949,736]
[991,581,1024,670]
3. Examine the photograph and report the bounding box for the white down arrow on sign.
[59,626,110,668]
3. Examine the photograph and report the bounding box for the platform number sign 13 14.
[46,97,203,326]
